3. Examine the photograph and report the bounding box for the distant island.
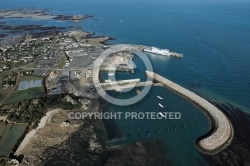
[0,9,92,22]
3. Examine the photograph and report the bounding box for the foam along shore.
[146,71,234,155]
[15,108,61,156]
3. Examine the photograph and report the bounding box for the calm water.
[101,53,211,165]
[1,0,250,165]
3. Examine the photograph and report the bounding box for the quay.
[169,52,183,58]
[100,79,140,87]
[92,44,144,92]
[146,71,234,155]
[100,67,134,73]
[103,81,163,91]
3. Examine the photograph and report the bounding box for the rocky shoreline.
[0,24,67,39]
[0,9,93,41]
[0,9,92,22]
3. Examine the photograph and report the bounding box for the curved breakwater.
[146,71,234,155]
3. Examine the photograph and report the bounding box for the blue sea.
[1,0,250,165]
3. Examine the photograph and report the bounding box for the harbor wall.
[146,71,234,155]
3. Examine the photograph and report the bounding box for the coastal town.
[0,17,181,164]
[0,24,117,163]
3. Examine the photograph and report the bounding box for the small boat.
[105,79,112,82]
[147,132,151,138]
[108,73,114,76]
[136,89,141,94]
[158,112,166,118]
[158,103,164,108]
[157,96,163,99]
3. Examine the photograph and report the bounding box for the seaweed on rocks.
[0,34,7,38]
[104,139,171,166]
[203,102,250,166]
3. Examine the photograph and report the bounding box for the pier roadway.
[146,71,234,155]
[103,81,162,91]
[100,79,140,87]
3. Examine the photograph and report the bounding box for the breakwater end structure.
[169,52,183,58]
[146,71,234,155]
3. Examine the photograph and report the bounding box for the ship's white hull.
[144,48,170,56]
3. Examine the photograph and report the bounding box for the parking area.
[32,59,59,76]
[36,59,58,69]
[64,56,93,70]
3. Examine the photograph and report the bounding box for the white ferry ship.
[144,47,171,56]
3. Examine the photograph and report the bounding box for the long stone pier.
[146,71,234,155]
[100,79,140,87]
[103,81,163,91]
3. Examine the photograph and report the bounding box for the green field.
[58,59,66,69]
[24,62,37,68]
[0,122,7,138]
[0,71,12,87]
[0,123,28,157]
[5,86,45,104]
[20,75,44,81]
[0,124,13,149]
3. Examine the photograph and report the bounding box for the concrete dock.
[169,52,183,58]
[146,71,234,155]
[103,81,163,91]
[100,79,140,87]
